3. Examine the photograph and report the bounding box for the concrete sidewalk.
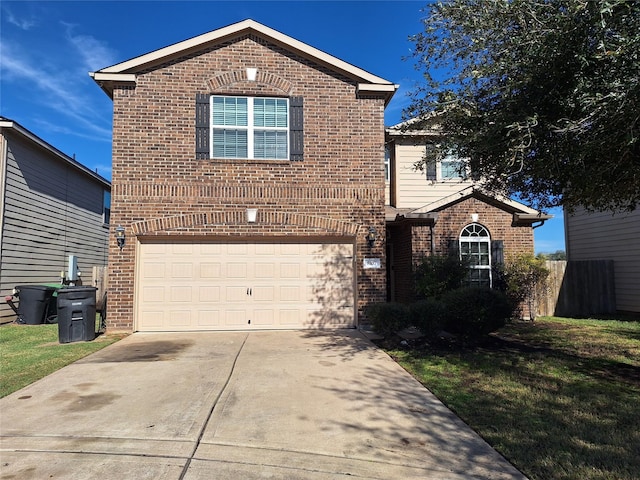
[0,330,526,479]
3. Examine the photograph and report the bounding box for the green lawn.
[0,322,125,398]
[387,316,640,480]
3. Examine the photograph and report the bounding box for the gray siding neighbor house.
[0,118,111,323]
[565,207,640,314]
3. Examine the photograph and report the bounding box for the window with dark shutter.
[195,94,210,159]
[196,94,303,161]
[491,240,504,266]
[289,96,304,161]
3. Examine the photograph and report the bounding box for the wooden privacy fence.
[537,260,616,318]
[92,265,108,311]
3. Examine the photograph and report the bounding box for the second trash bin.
[15,285,57,325]
[57,286,97,343]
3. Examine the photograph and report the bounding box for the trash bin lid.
[58,286,97,292]
[16,285,58,292]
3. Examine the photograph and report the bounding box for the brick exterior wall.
[389,196,535,302]
[107,34,387,331]
[432,197,534,255]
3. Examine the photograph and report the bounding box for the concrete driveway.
[0,330,526,479]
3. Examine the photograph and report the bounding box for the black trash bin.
[15,285,57,325]
[57,287,97,343]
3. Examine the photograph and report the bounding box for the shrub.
[441,287,514,343]
[496,253,550,321]
[414,255,469,299]
[365,302,410,337]
[409,299,446,338]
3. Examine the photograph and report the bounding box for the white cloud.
[384,84,413,126]
[0,40,111,141]
[3,7,37,30]
[62,22,117,72]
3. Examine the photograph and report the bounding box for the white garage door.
[135,240,355,331]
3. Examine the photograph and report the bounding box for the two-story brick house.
[385,120,551,303]
[91,20,397,332]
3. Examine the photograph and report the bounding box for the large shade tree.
[406,0,639,212]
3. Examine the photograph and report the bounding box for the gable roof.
[0,117,110,189]
[90,19,398,103]
[390,187,552,226]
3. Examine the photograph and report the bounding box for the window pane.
[441,159,463,179]
[213,129,247,158]
[254,98,287,128]
[254,131,288,159]
[213,97,247,126]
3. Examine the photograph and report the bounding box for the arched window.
[460,224,492,287]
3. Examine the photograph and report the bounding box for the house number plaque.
[363,258,381,269]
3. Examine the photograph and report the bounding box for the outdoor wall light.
[366,226,377,248]
[115,225,125,250]
[246,208,258,223]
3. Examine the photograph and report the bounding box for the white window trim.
[439,154,467,180]
[459,223,492,287]
[384,145,391,183]
[210,96,289,160]
[424,143,468,182]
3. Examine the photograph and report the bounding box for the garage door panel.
[136,241,355,331]
[252,309,274,326]
[142,262,165,278]
[168,310,191,326]
[226,286,249,302]
[255,263,275,278]
[200,244,223,255]
[225,309,251,326]
[199,286,220,302]
[199,263,221,278]
[142,286,165,302]
[198,310,220,326]
[140,311,164,329]
[279,309,301,326]
[279,286,301,302]
[280,263,300,278]
[228,244,248,255]
[170,286,192,302]
[253,285,275,302]
[255,243,275,255]
[226,263,247,278]
[171,243,193,255]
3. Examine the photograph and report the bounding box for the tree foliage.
[406,0,639,213]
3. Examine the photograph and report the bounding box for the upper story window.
[424,143,467,181]
[440,154,466,180]
[384,145,391,183]
[103,190,111,225]
[459,223,492,287]
[212,96,289,160]
[195,94,303,161]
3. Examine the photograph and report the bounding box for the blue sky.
[0,0,564,253]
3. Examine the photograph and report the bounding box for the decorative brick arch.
[206,69,294,95]
[131,211,359,237]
